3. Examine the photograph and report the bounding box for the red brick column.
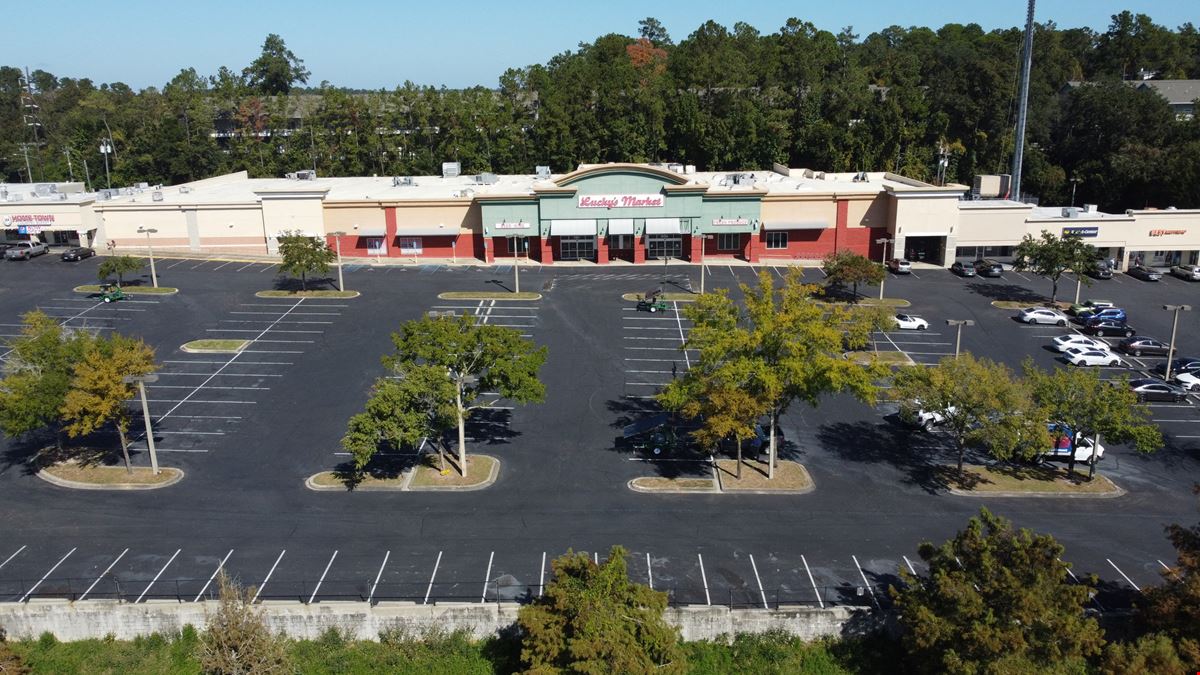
[483,237,495,263]
[538,236,554,265]
[633,235,646,264]
[385,208,398,258]
[688,234,702,262]
[745,232,761,263]
[834,199,849,252]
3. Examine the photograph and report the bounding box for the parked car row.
[0,242,94,261]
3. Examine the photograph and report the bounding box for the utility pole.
[20,67,42,182]
[1009,0,1036,201]
[19,144,33,184]
[876,237,893,300]
[100,140,113,189]
[946,319,975,357]
[124,374,161,474]
[330,232,346,292]
[1163,305,1192,380]
[137,226,158,287]
[64,149,75,182]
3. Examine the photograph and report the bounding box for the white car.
[1174,372,1200,391]
[893,313,929,330]
[1053,334,1111,353]
[1041,433,1105,464]
[902,403,958,431]
[1064,347,1123,367]
[1018,307,1069,326]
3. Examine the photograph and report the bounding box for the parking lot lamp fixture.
[1164,304,1192,380]
[136,226,158,287]
[330,231,345,292]
[876,237,893,300]
[946,319,975,357]
[122,373,160,474]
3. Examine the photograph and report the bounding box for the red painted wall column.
[483,237,495,263]
[745,232,761,263]
[538,236,554,264]
[596,235,609,264]
[834,199,849,253]
[633,235,646,263]
[385,208,398,258]
[688,234,702,262]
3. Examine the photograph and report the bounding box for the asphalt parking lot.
[0,255,1197,612]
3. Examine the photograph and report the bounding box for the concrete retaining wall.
[0,600,873,643]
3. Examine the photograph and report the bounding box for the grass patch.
[41,461,181,487]
[990,299,1069,310]
[814,297,911,308]
[409,454,498,489]
[844,351,916,366]
[256,289,360,298]
[437,291,542,300]
[630,476,716,492]
[181,339,248,353]
[73,284,178,295]
[717,458,813,492]
[621,292,698,302]
[947,463,1122,495]
[308,471,408,490]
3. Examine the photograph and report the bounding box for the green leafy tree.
[200,571,290,674]
[1012,231,1099,304]
[659,357,767,479]
[821,250,885,301]
[60,334,157,473]
[891,353,1049,474]
[1098,633,1190,675]
[341,364,456,474]
[517,546,684,674]
[243,33,310,95]
[96,255,145,288]
[385,314,546,476]
[1136,485,1200,663]
[891,508,1105,674]
[1024,361,1162,478]
[276,231,335,291]
[0,311,96,449]
[677,270,884,478]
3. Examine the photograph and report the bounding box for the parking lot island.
[629,476,718,493]
[181,339,249,354]
[38,461,183,490]
[307,455,500,492]
[944,464,1125,498]
[255,289,360,298]
[72,284,178,295]
[716,459,815,494]
[438,291,542,301]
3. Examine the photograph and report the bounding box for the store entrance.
[647,234,683,260]
[904,236,946,265]
[558,236,595,261]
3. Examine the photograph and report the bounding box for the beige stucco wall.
[851,195,888,229]
[324,204,386,234]
[193,205,265,239]
[1122,209,1200,249]
[760,197,837,226]
[98,207,188,246]
[891,194,961,238]
[393,203,476,235]
[956,204,1037,245]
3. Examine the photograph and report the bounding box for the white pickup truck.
[4,241,48,260]
[902,404,957,431]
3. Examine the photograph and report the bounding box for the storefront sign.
[1149,229,1187,237]
[494,221,531,230]
[577,194,664,209]
[17,225,43,235]
[3,214,56,228]
[1062,226,1098,238]
[398,237,422,255]
[712,218,749,226]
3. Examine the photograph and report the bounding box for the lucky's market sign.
[577,194,664,209]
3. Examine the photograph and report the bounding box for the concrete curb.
[181,340,249,354]
[37,466,184,491]
[407,455,500,491]
[620,293,697,302]
[437,293,542,301]
[255,290,361,299]
[627,478,719,494]
[947,483,1127,499]
[630,461,817,495]
[304,472,407,492]
[72,285,179,296]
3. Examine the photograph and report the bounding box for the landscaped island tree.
[670,269,885,479]
[341,363,456,475]
[276,230,336,291]
[97,255,145,288]
[822,250,885,301]
[377,313,546,476]
[1012,230,1099,304]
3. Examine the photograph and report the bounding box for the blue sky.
[8,1,1192,90]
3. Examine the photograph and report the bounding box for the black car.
[1088,261,1113,279]
[1118,336,1170,357]
[1081,318,1135,337]
[1152,357,1200,378]
[950,261,976,277]
[972,258,1003,277]
[1129,378,1188,403]
[1127,265,1163,281]
[60,247,95,261]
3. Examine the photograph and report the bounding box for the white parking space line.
[480,551,495,603]
[852,555,880,609]
[235,262,257,271]
[0,545,27,572]
[156,372,283,378]
[144,399,256,404]
[164,259,189,269]
[253,550,286,603]
[368,551,390,603]
[189,260,210,270]
[212,261,237,271]
[801,554,823,608]
[151,385,269,391]
[155,430,225,436]
[902,555,918,576]
[193,549,235,602]
[646,553,654,590]
[1158,559,1182,581]
[79,548,129,601]
[135,549,181,603]
[698,553,711,605]
[539,552,547,596]
[20,548,76,602]
[308,550,339,604]
[1107,558,1141,591]
[749,554,768,609]
[165,415,242,420]
[424,551,443,605]
[259,263,277,272]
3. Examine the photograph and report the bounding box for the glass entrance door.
[647,234,683,259]
[558,236,595,261]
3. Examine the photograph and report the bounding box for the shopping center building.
[1,162,1197,270]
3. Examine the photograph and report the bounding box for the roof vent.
[668,163,684,173]
[179,186,192,193]
[137,182,149,189]
[1062,207,1080,218]
[152,191,164,202]
[474,172,498,185]
[535,165,551,179]
[392,176,415,187]
[296,170,316,180]
[684,165,696,174]
[442,161,461,178]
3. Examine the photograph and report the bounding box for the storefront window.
[559,236,595,261]
[717,233,740,251]
[609,234,632,249]
[765,232,787,249]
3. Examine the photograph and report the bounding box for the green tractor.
[636,287,669,313]
[98,283,126,303]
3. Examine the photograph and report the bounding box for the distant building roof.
[1135,80,1200,105]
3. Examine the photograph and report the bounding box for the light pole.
[700,234,711,294]
[123,374,160,474]
[876,237,894,300]
[99,139,113,189]
[509,236,521,294]
[1163,305,1191,380]
[137,226,158,287]
[1069,177,1082,207]
[946,319,975,357]
[330,231,345,292]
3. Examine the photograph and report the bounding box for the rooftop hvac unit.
[535,165,551,178]
[731,173,755,186]
[392,176,415,187]
[684,165,696,174]
[474,172,498,185]
[296,170,316,180]
[0,187,7,200]
[668,163,684,173]
[7,194,22,202]
[1083,203,1098,213]
[137,182,149,189]
[179,186,192,193]
[442,161,461,178]
[33,183,52,196]
[57,193,68,200]
[152,191,164,202]
[285,172,298,180]
[1061,207,1080,218]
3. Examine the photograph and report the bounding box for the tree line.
[1,12,1199,211]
